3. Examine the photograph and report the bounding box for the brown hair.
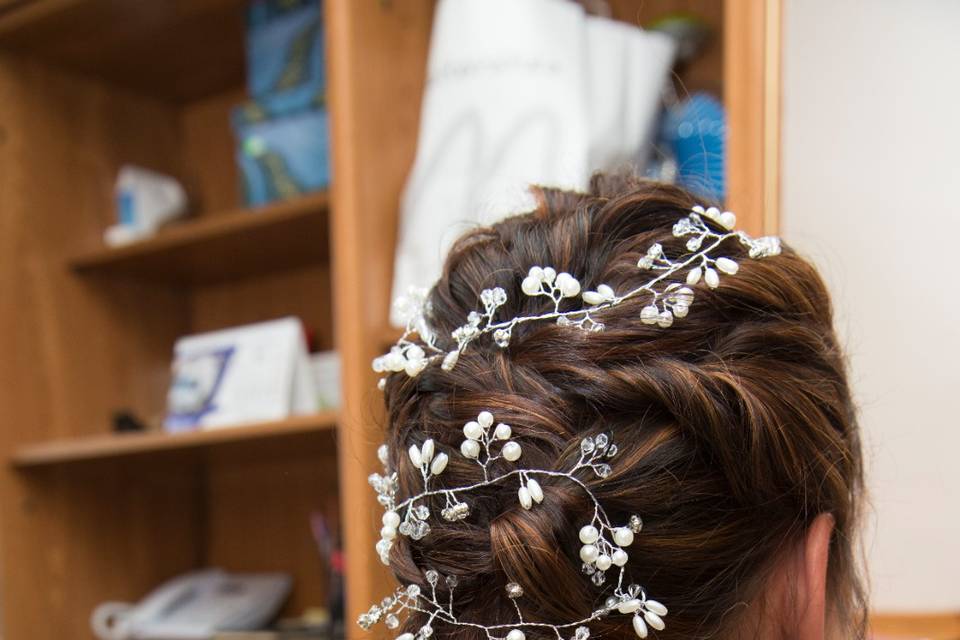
[381,175,866,639]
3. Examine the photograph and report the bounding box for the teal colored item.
[662,93,725,202]
[246,0,325,116]
[232,106,331,207]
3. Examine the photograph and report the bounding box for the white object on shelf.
[164,317,319,432]
[90,568,291,640]
[106,165,188,246]
[309,350,341,410]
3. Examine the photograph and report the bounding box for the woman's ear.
[793,513,835,640]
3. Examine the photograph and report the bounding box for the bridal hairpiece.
[373,206,781,384]
[363,418,668,639]
[363,206,782,639]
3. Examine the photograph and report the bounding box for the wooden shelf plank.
[69,191,330,284]
[0,0,249,103]
[10,411,338,467]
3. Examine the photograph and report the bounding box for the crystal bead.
[446,575,459,588]
[407,584,421,597]
[425,570,439,586]
[591,571,606,586]
[595,433,609,450]
[581,437,595,455]
[505,582,524,599]
[412,521,430,540]
[398,521,413,536]
[414,505,430,520]
[581,562,596,575]
[606,444,618,458]
[419,624,434,638]
[386,614,400,629]
[574,626,590,640]
[628,583,642,597]
[629,515,644,533]
[595,463,612,478]
[493,328,511,348]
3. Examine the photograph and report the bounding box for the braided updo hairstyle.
[380,176,866,639]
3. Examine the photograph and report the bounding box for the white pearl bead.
[644,600,668,616]
[408,444,422,467]
[380,525,397,540]
[719,211,737,229]
[430,452,449,475]
[643,611,665,631]
[528,266,544,280]
[518,486,532,510]
[477,411,494,428]
[617,598,642,614]
[595,554,612,571]
[502,441,522,461]
[404,359,425,377]
[494,423,512,440]
[407,345,425,360]
[460,439,481,459]
[578,525,599,544]
[522,276,540,295]
[716,257,739,274]
[507,630,526,640]
[463,421,483,440]
[582,291,604,305]
[542,267,557,283]
[382,511,401,528]
[526,478,543,503]
[613,527,634,547]
[420,438,435,464]
[556,272,580,297]
[632,614,649,638]
[579,544,599,563]
[597,284,615,300]
[611,549,629,566]
[705,267,720,289]
[398,634,415,640]
[686,266,702,285]
[640,305,659,325]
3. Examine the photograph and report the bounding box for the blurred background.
[0,0,955,638]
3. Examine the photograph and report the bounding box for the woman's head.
[378,176,865,639]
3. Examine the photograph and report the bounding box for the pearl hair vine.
[373,205,782,384]
[363,413,668,639]
[363,205,784,639]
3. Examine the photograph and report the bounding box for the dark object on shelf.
[112,410,147,433]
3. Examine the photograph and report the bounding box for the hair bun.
[378,178,865,639]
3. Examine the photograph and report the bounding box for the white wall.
[781,0,960,611]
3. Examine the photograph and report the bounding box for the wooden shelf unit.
[11,412,338,467]
[70,191,330,284]
[0,1,781,639]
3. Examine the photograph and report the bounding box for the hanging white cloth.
[390,0,675,325]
